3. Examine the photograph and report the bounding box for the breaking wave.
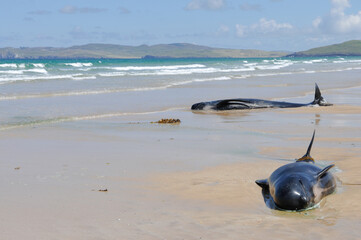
[109,64,206,71]
[65,62,93,67]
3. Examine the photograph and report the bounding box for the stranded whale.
[255,131,336,211]
[191,84,332,111]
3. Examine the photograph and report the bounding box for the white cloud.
[306,36,333,44]
[235,24,246,37]
[239,3,262,12]
[236,18,293,37]
[217,25,230,34]
[250,18,293,33]
[185,0,226,10]
[314,0,361,33]
[330,0,350,14]
[60,6,107,14]
[312,17,322,28]
[60,6,77,14]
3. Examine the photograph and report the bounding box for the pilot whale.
[191,84,332,111]
[255,131,336,211]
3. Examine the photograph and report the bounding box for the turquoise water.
[1,57,361,96]
[1,57,361,129]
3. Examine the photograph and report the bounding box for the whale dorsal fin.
[255,179,269,189]
[317,164,335,179]
[297,130,315,163]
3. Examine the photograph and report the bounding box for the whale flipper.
[255,179,269,189]
[297,130,315,163]
[317,164,335,179]
[215,99,252,110]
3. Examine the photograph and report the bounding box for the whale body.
[191,84,332,111]
[255,131,336,211]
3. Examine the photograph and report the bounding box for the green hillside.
[288,40,361,57]
[0,43,287,59]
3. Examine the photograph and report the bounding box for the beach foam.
[0,63,18,68]
[110,64,206,71]
[65,62,93,67]
[32,63,45,68]
[26,68,48,74]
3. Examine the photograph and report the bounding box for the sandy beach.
[1,103,361,239]
[1,60,361,239]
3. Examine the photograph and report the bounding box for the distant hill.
[0,43,287,59]
[288,40,361,57]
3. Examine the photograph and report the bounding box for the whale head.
[191,102,206,110]
[272,176,314,210]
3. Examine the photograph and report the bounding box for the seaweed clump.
[151,119,181,124]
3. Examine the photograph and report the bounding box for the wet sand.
[149,107,361,240]
[152,140,361,240]
[1,69,361,240]
[1,103,361,240]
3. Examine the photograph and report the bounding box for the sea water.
[1,57,361,129]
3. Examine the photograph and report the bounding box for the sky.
[1,0,361,51]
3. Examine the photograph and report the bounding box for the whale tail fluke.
[312,83,333,106]
[297,130,315,163]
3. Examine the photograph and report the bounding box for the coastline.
[0,43,287,60]
[2,40,361,60]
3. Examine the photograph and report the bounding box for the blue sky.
[1,0,361,51]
